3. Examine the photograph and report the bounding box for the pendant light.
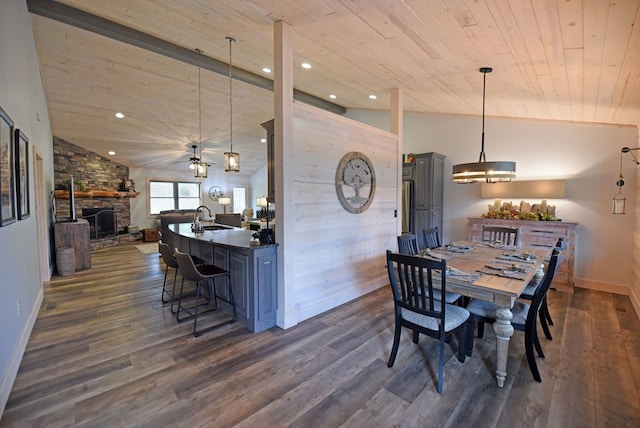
[224,36,240,172]
[194,49,207,178]
[452,67,516,183]
[613,146,640,214]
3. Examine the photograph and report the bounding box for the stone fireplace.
[53,137,141,249]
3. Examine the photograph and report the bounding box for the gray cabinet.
[167,225,278,333]
[212,244,277,332]
[404,152,445,248]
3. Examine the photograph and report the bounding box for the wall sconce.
[613,146,639,215]
[219,197,231,214]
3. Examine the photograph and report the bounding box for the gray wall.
[0,0,55,414]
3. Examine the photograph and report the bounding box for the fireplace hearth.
[82,207,117,240]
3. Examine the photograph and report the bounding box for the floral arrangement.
[482,199,557,221]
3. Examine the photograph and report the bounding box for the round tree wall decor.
[335,151,376,213]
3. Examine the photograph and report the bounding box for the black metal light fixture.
[224,36,240,172]
[452,67,516,183]
[194,49,207,178]
[613,146,640,214]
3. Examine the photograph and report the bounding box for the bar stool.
[158,242,205,314]
[174,249,236,336]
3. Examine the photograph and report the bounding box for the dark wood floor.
[2,242,640,427]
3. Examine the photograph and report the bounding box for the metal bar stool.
[158,242,204,314]
[174,249,236,336]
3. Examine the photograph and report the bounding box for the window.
[149,180,200,215]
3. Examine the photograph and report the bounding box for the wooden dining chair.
[422,227,441,249]
[481,225,520,246]
[465,248,561,382]
[520,236,566,340]
[397,233,419,255]
[396,233,462,305]
[386,250,471,393]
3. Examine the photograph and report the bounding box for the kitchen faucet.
[193,205,212,230]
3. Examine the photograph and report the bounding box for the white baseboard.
[574,277,640,319]
[0,287,43,417]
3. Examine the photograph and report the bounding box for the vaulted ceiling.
[29,0,640,176]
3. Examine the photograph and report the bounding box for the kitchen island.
[166,222,278,333]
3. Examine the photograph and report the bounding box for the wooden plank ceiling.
[29,0,640,175]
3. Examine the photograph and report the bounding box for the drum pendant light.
[452,67,516,183]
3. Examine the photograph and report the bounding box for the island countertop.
[169,222,276,250]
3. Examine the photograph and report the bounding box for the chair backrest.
[555,236,566,250]
[422,227,441,249]
[215,213,242,227]
[386,250,447,329]
[527,248,561,324]
[242,208,254,220]
[158,242,178,269]
[482,226,520,246]
[174,248,206,282]
[397,233,419,255]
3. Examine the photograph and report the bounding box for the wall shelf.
[54,190,140,199]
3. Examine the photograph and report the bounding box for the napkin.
[421,249,454,260]
[485,263,532,273]
[445,244,472,253]
[445,267,481,282]
[496,254,537,264]
[476,268,528,280]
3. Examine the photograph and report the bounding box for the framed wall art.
[0,106,16,227]
[15,129,30,220]
[335,151,376,214]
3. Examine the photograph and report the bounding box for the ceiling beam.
[27,0,346,115]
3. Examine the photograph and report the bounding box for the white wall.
[0,0,55,414]
[282,103,398,325]
[346,109,638,292]
[128,167,253,229]
[250,163,268,213]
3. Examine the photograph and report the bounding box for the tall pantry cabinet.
[402,152,445,248]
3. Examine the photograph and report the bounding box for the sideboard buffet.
[467,218,577,293]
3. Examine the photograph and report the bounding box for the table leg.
[493,306,514,387]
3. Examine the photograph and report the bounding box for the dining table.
[423,241,550,387]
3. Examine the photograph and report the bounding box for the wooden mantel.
[54,190,139,199]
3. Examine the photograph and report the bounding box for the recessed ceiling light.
[115,112,124,119]
[369,94,378,100]
[262,67,272,73]
[301,62,312,69]
[329,94,337,99]
[108,150,116,156]
[260,138,267,143]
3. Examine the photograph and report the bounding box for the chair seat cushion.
[466,299,530,326]
[400,301,470,332]
[520,278,540,299]
[440,291,462,304]
[415,288,462,304]
[197,264,229,277]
